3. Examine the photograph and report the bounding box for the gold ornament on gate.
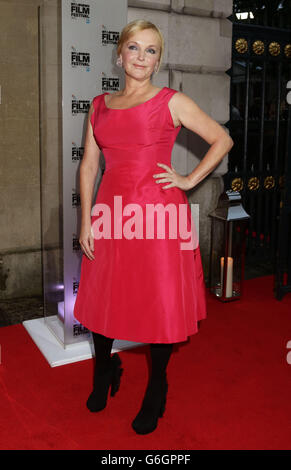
[252,40,264,55]
[284,44,291,58]
[231,177,243,191]
[235,38,248,54]
[269,41,280,56]
[264,176,275,189]
[248,177,259,191]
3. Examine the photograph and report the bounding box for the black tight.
[149,343,173,380]
[91,332,173,377]
[91,332,114,374]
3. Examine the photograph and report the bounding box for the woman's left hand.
[153,163,193,191]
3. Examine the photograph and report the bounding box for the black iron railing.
[224,19,291,286]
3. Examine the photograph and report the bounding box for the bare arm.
[172,92,233,187]
[79,100,101,259]
[154,92,234,191]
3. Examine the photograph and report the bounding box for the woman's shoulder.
[89,93,108,114]
[164,88,194,106]
[91,92,106,104]
[162,86,182,101]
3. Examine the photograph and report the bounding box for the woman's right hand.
[79,223,95,260]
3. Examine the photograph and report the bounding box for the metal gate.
[224,2,291,297]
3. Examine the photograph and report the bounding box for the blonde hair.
[117,20,164,73]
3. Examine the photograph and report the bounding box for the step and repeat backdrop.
[62,0,127,345]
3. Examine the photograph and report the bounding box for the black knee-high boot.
[86,332,123,412]
[132,343,173,434]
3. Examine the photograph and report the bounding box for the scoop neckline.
[103,86,166,110]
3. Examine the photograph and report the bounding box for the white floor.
[23,317,144,367]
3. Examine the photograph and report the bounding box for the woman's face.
[120,28,161,81]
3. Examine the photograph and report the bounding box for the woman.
[73,19,233,435]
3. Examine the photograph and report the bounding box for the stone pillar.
[0,0,44,299]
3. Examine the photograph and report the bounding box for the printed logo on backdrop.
[72,94,90,115]
[71,46,90,71]
[72,282,90,336]
[101,25,120,45]
[72,190,81,207]
[102,73,120,91]
[71,2,90,23]
[73,323,89,336]
[72,280,79,295]
[72,143,84,162]
[72,234,81,251]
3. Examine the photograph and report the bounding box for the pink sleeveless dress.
[73,86,207,343]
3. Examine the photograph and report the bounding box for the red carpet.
[1,275,291,450]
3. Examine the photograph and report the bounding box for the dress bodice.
[90,86,181,173]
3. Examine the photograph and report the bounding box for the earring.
[116,57,122,67]
[154,64,159,74]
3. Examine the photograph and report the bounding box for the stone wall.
[0,0,43,299]
[0,0,233,299]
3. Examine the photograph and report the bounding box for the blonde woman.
[74,19,233,435]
